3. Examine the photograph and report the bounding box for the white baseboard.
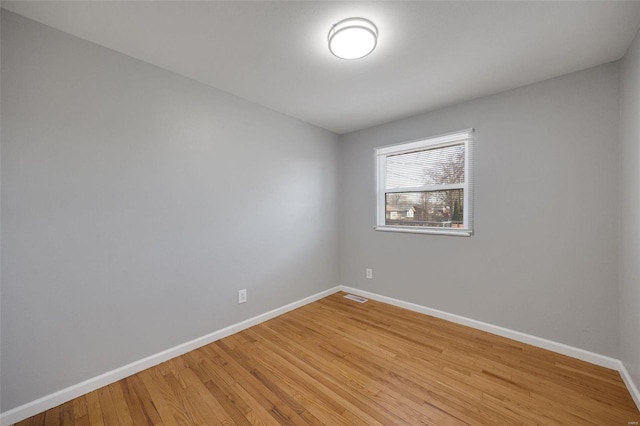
[340,286,620,368]
[3,284,639,424]
[0,286,341,426]
[618,361,640,411]
[340,285,640,411]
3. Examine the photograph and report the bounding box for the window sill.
[374,225,472,237]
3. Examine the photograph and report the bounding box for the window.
[375,129,474,236]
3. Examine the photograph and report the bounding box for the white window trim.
[374,129,474,236]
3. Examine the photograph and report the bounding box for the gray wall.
[620,28,640,390]
[339,63,620,357]
[1,6,636,416]
[0,11,339,412]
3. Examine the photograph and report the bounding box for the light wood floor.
[15,291,640,425]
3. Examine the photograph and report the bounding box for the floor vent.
[344,294,368,303]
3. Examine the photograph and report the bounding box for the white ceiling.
[3,1,640,134]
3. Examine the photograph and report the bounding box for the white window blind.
[375,129,474,236]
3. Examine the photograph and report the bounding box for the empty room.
[2,1,640,424]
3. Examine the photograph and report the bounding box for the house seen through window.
[375,129,474,236]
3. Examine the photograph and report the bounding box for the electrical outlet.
[238,289,247,304]
[366,268,373,279]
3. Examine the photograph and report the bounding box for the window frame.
[375,129,474,237]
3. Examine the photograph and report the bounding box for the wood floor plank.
[138,368,188,426]
[26,413,46,426]
[84,391,105,426]
[72,416,89,426]
[72,396,88,421]
[206,341,309,425]
[218,336,320,423]
[239,341,353,425]
[280,308,490,421]
[57,401,74,426]
[13,292,640,425]
[173,356,237,425]
[117,379,153,426]
[258,318,409,424]
[42,404,60,426]
[96,386,119,426]
[244,328,388,425]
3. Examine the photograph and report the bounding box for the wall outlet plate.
[238,289,247,304]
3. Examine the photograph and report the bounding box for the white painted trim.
[375,129,474,236]
[374,226,472,237]
[339,286,621,369]
[4,284,639,424]
[0,286,341,426]
[340,286,640,411]
[618,361,640,411]
[375,128,473,155]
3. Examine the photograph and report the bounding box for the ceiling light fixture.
[328,18,378,60]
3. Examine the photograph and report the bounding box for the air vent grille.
[343,294,368,303]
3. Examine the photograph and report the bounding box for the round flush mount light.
[328,17,378,60]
